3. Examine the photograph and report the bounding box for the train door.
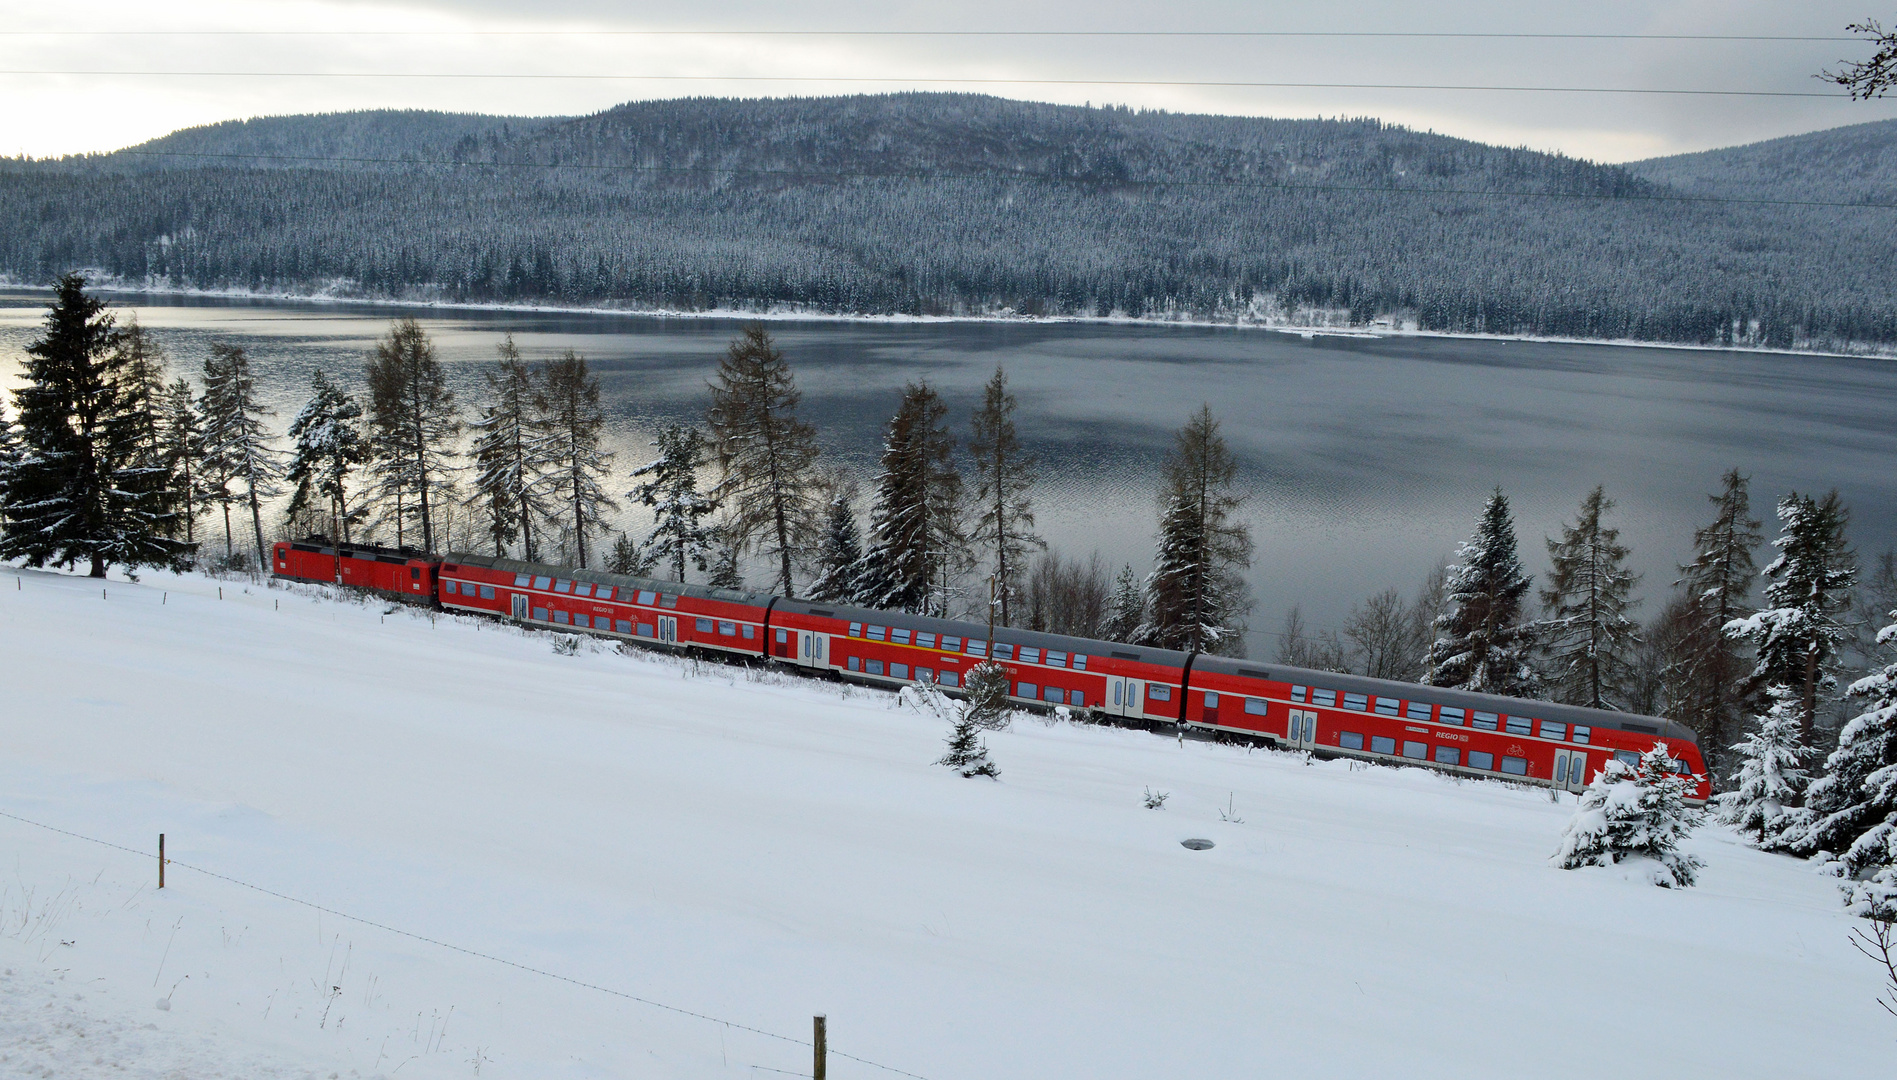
[1286,708,1318,749]
[798,630,824,668]
[658,616,678,645]
[1554,749,1591,793]
[1105,677,1144,719]
[511,594,528,620]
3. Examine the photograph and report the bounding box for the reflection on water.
[5,289,1896,656]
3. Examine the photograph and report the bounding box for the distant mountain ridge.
[2,94,1891,351]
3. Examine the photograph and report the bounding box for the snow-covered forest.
[2,94,1894,352]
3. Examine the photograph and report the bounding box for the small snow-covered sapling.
[1143,787,1170,810]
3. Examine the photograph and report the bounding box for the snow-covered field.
[0,565,1888,1079]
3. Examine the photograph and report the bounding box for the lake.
[5,289,1895,657]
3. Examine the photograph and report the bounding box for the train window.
[1343,692,1368,711]
[1043,686,1064,703]
[1205,692,1219,707]
[1069,689,1086,706]
[994,643,1015,660]
[480,585,496,600]
[917,667,934,684]
[1434,746,1460,766]
[638,623,655,638]
[660,594,678,608]
[918,632,937,648]
[849,622,863,637]
[1148,684,1171,702]
[696,618,713,632]
[848,656,862,672]
[776,628,789,643]
[867,626,886,641]
[941,635,961,651]
[1046,651,1066,667]
[867,660,885,676]
[1439,706,1465,725]
[1505,715,1533,736]
[598,586,615,601]
[1572,725,1591,744]
[515,573,531,587]
[742,625,755,639]
[1371,736,1397,755]
[1292,685,1308,703]
[534,575,553,590]
[595,616,612,630]
[892,628,912,644]
[638,590,656,606]
[1375,697,1400,716]
[1072,655,1087,670]
[615,620,632,634]
[1468,751,1495,770]
[553,611,570,625]
[1614,750,1640,766]
[444,581,460,594]
[574,583,593,597]
[1245,698,1270,716]
[555,579,573,593]
[1402,741,1428,759]
[938,671,960,688]
[1312,688,1337,707]
[1472,711,1499,730]
[411,567,421,580]
[891,663,909,680]
[966,640,988,657]
[1020,647,1041,664]
[718,621,736,635]
[1406,701,1432,721]
[1018,682,1037,699]
[1340,731,1365,750]
[1500,756,1529,776]
[1538,720,1568,741]
[533,607,549,621]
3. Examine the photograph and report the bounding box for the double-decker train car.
[273,540,1710,802]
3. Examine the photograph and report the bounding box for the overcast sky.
[6,0,1895,162]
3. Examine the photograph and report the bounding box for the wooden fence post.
[813,1014,826,1080]
[158,833,166,889]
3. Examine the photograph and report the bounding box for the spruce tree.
[968,365,1043,625]
[1665,470,1764,774]
[907,675,1001,779]
[113,317,175,522]
[156,378,203,545]
[806,476,867,604]
[1141,405,1252,655]
[2,274,185,575]
[199,342,285,566]
[1554,742,1705,888]
[630,424,718,582]
[859,383,964,615]
[1540,486,1641,709]
[537,350,616,569]
[705,325,821,596]
[466,335,553,559]
[604,531,650,576]
[1725,491,1856,742]
[1717,688,1814,849]
[284,368,368,544]
[1424,488,1541,696]
[1797,608,1897,864]
[0,402,20,532]
[365,318,460,552]
[1104,563,1145,643]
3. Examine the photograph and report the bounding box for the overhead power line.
[58,148,1896,212]
[0,70,1851,98]
[0,30,1864,41]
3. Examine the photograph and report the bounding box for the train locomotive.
[274,538,1711,803]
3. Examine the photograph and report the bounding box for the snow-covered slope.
[0,566,1885,1078]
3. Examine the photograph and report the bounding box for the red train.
[274,538,1711,802]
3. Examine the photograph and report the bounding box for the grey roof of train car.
[444,553,779,610]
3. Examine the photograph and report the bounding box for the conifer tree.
[156,378,202,545]
[2,275,185,575]
[0,402,20,532]
[906,676,1000,779]
[1717,689,1814,849]
[467,335,553,559]
[1725,491,1856,742]
[199,342,285,565]
[1141,405,1252,655]
[1424,488,1541,696]
[630,424,718,582]
[968,365,1043,625]
[114,317,173,510]
[705,325,821,596]
[284,368,368,544]
[604,531,650,576]
[806,475,867,604]
[1105,563,1144,643]
[1669,469,1764,767]
[1541,486,1642,709]
[859,383,964,615]
[537,350,616,568]
[1554,742,1705,888]
[365,318,460,552]
[1794,602,1897,867]
[706,523,746,590]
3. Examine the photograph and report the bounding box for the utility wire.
[0,805,932,1080]
[0,70,1849,97]
[52,149,1897,213]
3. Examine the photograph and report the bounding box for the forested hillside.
[2,94,1892,350]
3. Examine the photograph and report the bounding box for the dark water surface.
[5,289,1895,655]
